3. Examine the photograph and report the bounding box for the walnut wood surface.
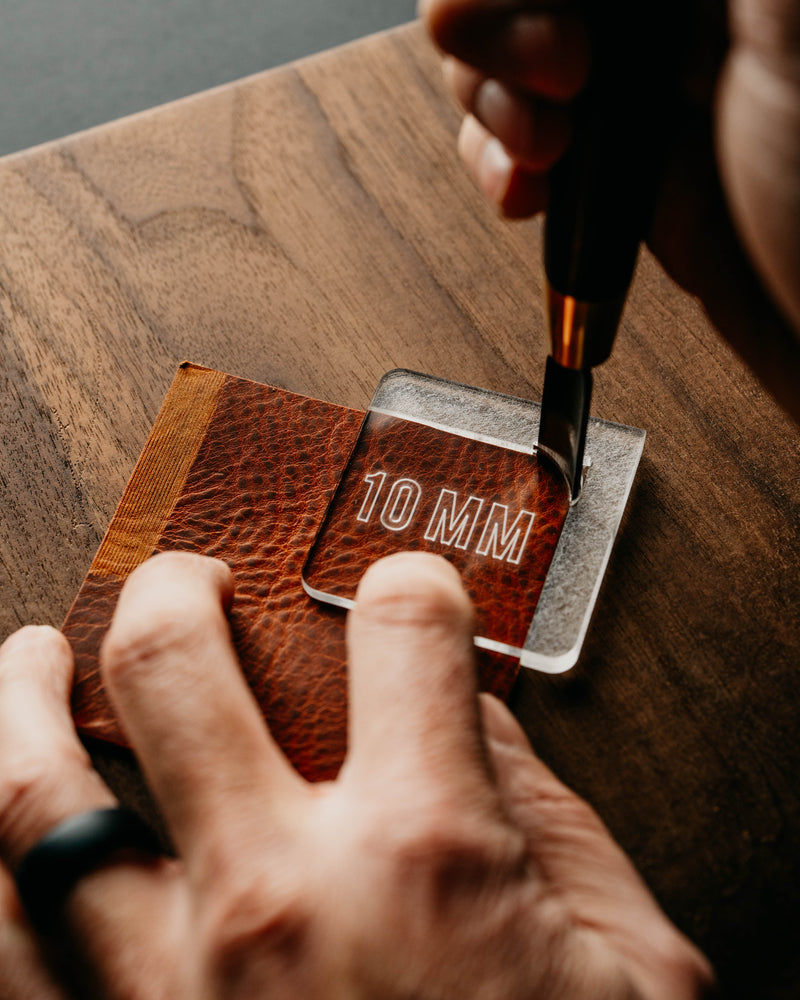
[0,21,798,998]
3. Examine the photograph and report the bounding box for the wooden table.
[1,21,798,998]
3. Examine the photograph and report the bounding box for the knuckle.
[101,602,214,685]
[380,805,524,899]
[101,554,233,686]
[200,875,311,984]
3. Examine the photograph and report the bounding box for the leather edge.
[90,362,226,577]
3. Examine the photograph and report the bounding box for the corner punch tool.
[537,2,685,499]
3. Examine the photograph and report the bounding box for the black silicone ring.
[14,807,162,935]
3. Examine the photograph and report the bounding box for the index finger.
[100,553,305,881]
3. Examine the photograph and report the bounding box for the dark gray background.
[1,0,417,156]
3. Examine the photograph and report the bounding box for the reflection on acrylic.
[302,370,645,673]
[303,409,571,655]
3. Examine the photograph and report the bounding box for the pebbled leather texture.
[304,410,571,651]
[66,369,522,782]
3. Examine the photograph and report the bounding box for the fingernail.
[459,116,513,205]
[441,55,457,91]
[458,113,483,163]
[473,78,500,117]
[479,137,514,203]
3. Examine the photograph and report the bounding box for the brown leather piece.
[66,367,521,782]
[304,410,571,651]
[67,573,127,743]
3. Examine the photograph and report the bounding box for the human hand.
[421,0,800,420]
[0,864,69,999]
[0,551,714,999]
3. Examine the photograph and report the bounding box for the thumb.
[478,694,715,996]
[479,692,659,904]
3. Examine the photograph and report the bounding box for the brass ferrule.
[547,286,626,370]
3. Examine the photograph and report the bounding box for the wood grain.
[0,21,798,998]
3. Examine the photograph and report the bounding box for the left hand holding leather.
[0,551,714,999]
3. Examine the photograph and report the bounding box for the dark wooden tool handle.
[544,1,686,304]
